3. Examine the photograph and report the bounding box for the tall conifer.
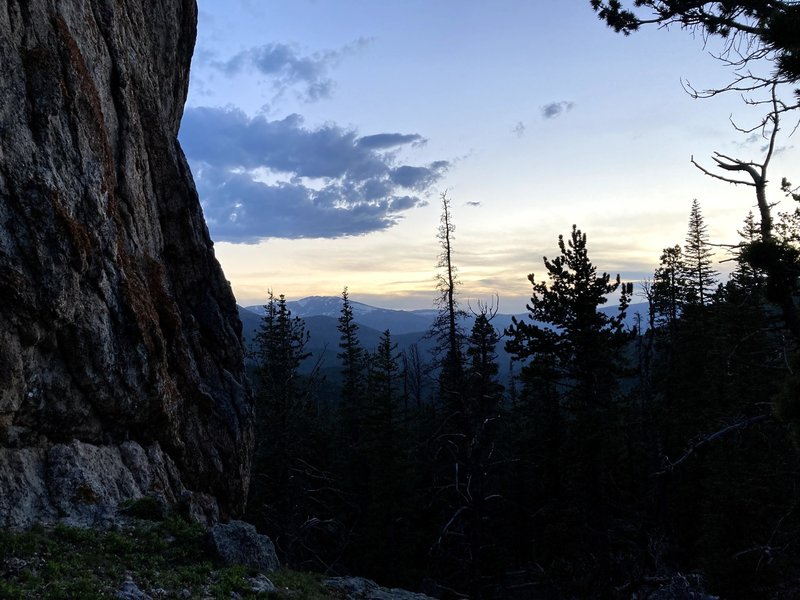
[338,287,365,406]
[683,199,719,306]
[651,245,688,329]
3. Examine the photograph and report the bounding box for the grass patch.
[0,520,343,599]
[269,569,343,599]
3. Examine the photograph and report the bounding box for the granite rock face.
[0,0,252,525]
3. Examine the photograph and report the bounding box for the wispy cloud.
[212,38,371,102]
[726,131,792,156]
[734,132,760,148]
[465,201,481,207]
[541,100,575,119]
[512,121,526,137]
[763,144,794,155]
[180,106,449,242]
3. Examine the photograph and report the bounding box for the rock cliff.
[0,0,252,526]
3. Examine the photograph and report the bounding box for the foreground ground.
[0,513,338,599]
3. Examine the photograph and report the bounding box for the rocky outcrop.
[207,520,280,573]
[323,577,436,600]
[0,0,252,525]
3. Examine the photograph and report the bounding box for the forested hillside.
[239,3,800,598]
[243,191,800,598]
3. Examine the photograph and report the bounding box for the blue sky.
[181,1,798,312]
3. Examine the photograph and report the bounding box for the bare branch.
[712,153,762,178]
[691,155,755,186]
[654,413,772,475]
[468,293,500,321]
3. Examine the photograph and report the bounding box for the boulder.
[207,520,279,573]
[115,575,152,600]
[248,574,277,594]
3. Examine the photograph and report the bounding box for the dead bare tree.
[691,83,798,241]
[691,82,800,337]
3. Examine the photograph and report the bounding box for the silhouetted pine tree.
[338,286,366,413]
[333,287,369,562]
[683,199,718,306]
[728,211,767,301]
[355,330,415,584]
[505,225,633,594]
[651,245,688,330]
[248,292,328,567]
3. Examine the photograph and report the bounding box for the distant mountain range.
[244,296,433,335]
[237,296,649,376]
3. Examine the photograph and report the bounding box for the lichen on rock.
[0,0,252,526]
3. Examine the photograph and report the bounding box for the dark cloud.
[512,121,526,137]
[216,39,369,102]
[390,196,422,211]
[181,108,386,179]
[390,163,449,191]
[541,101,575,119]
[179,106,449,242]
[357,133,425,150]
[465,201,481,207]
[196,166,421,241]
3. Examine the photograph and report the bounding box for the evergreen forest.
[244,3,800,598]
[244,189,800,598]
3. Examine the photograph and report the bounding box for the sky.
[181,1,799,313]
